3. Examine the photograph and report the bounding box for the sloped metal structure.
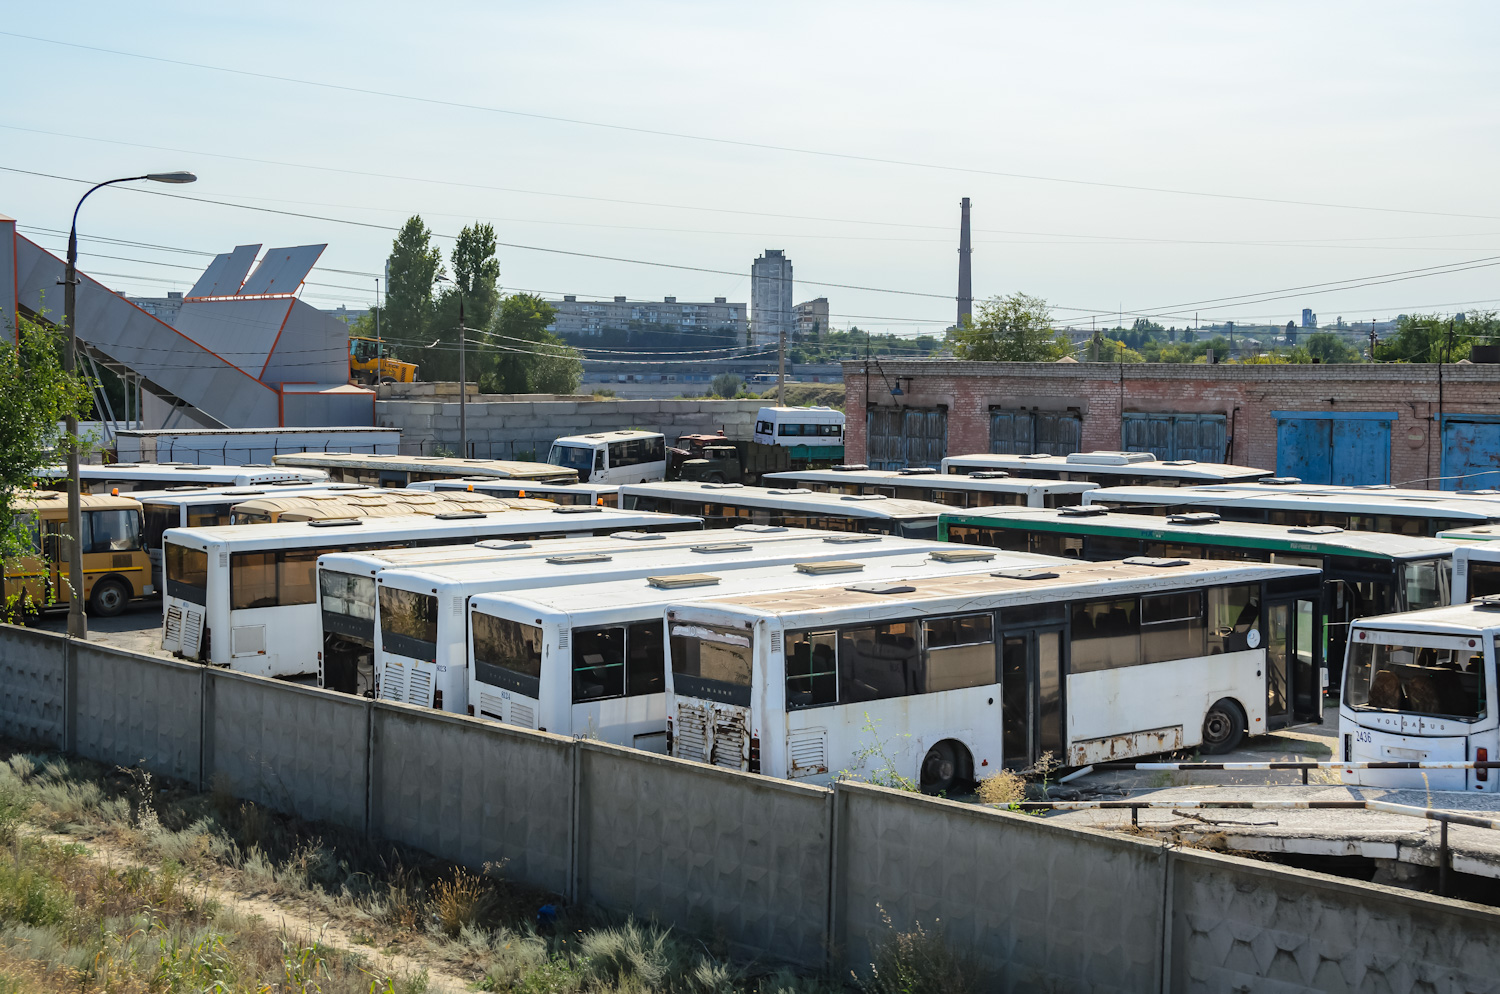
[0,215,373,429]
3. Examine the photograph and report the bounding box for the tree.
[479,295,582,395]
[712,373,743,398]
[383,216,442,353]
[1374,313,1468,363]
[948,292,1069,362]
[1304,332,1361,364]
[0,313,93,571]
[430,223,502,381]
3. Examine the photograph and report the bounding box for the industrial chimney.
[957,197,973,327]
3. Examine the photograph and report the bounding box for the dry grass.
[976,769,1027,806]
[856,906,986,994]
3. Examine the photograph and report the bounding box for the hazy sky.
[4,1,1499,337]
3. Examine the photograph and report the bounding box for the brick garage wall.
[843,360,1500,485]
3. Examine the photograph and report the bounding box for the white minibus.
[372,533,994,714]
[621,481,948,540]
[763,467,1095,509]
[546,430,667,485]
[1340,600,1498,792]
[40,462,325,493]
[467,546,1035,753]
[940,451,1270,486]
[753,407,845,448]
[161,504,701,676]
[411,478,621,507]
[1084,484,1500,537]
[667,558,1319,791]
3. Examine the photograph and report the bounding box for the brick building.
[842,360,1500,488]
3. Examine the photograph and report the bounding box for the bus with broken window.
[939,451,1270,486]
[620,481,947,540]
[410,478,621,507]
[939,506,1458,695]
[271,452,577,487]
[1339,600,1499,792]
[760,466,1096,509]
[160,504,701,676]
[466,544,1027,752]
[665,558,1320,792]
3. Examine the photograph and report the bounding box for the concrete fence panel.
[1167,848,1500,993]
[74,642,202,783]
[576,743,832,969]
[205,669,369,832]
[0,625,65,749]
[371,706,573,895]
[833,783,1164,993]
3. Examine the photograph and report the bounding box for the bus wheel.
[88,579,129,618]
[920,740,967,795]
[1200,699,1246,755]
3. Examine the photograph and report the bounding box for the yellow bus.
[5,492,152,617]
[227,491,552,524]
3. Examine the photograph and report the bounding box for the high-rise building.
[1301,308,1317,329]
[751,249,794,347]
[545,295,746,337]
[794,297,829,338]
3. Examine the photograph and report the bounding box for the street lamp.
[434,274,467,458]
[61,171,196,639]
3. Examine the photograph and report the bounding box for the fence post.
[568,738,583,905]
[1158,846,1175,994]
[199,666,215,792]
[62,639,77,756]
[826,781,848,976]
[363,699,378,838]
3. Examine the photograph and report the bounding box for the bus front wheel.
[88,578,129,618]
[920,740,970,795]
[1200,699,1246,755]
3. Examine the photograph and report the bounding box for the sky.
[4,1,1500,339]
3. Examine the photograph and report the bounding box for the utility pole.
[777,330,786,407]
[1369,327,1378,360]
[374,277,382,366]
[458,296,467,457]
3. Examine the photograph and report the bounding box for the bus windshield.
[1346,637,1487,721]
[319,570,375,621]
[548,445,594,472]
[670,622,753,705]
[1400,559,1452,611]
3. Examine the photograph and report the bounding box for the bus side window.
[1207,584,1260,653]
[923,614,995,691]
[1070,598,1141,673]
[573,627,625,701]
[840,621,919,702]
[785,630,837,708]
[626,620,665,696]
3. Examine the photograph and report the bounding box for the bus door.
[1323,558,1395,694]
[999,604,1065,768]
[1264,593,1323,728]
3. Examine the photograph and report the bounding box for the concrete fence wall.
[3,624,1497,991]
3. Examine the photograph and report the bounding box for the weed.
[839,714,918,792]
[976,769,1026,806]
[433,868,489,937]
[857,906,983,994]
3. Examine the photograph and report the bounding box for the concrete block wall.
[844,359,1500,484]
[6,624,1500,988]
[377,398,765,459]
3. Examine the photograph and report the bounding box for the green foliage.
[948,293,1069,362]
[0,314,93,572]
[1303,331,1362,364]
[479,296,582,395]
[839,714,918,792]
[858,909,982,994]
[384,216,443,349]
[712,373,743,398]
[790,328,943,364]
[429,223,503,382]
[1374,313,1469,363]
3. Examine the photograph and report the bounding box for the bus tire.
[1200,699,1246,755]
[88,578,130,618]
[920,740,969,795]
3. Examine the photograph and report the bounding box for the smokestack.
[957,197,973,327]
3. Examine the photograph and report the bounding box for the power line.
[7,30,1500,223]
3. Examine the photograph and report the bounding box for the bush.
[859,911,982,994]
[711,373,743,398]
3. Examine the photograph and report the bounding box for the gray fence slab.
[578,742,832,969]
[74,642,202,783]
[1168,849,1500,994]
[834,782,1164,993]
[206,669,369,832]
[0,625,65,749]
[371,705,573,895]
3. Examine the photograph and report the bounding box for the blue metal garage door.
[1273,411,1394,485]
[1441,415,1500,490]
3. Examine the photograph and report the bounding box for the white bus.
[139,483,366,588]
[546,430,667,485]
[466,546,1033,753]
[762,467,1096,509]
[371,533,993,714]
[621,481,947,540]
[666,558,1320,792]
[411,477,621,507]
[1083,485,1500,537]
[753,407,845,448]
[1339,600,1497,792]
[317,524,851,696]
[1450,545,1500,604]
[271,452,577,487]
[940,451,1270,486]
[160,504,702,676]
[40,462,325,493]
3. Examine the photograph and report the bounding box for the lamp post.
[435,274,467,458]
[61,171,195,639]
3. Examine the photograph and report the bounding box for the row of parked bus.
[16,449,1500,795]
